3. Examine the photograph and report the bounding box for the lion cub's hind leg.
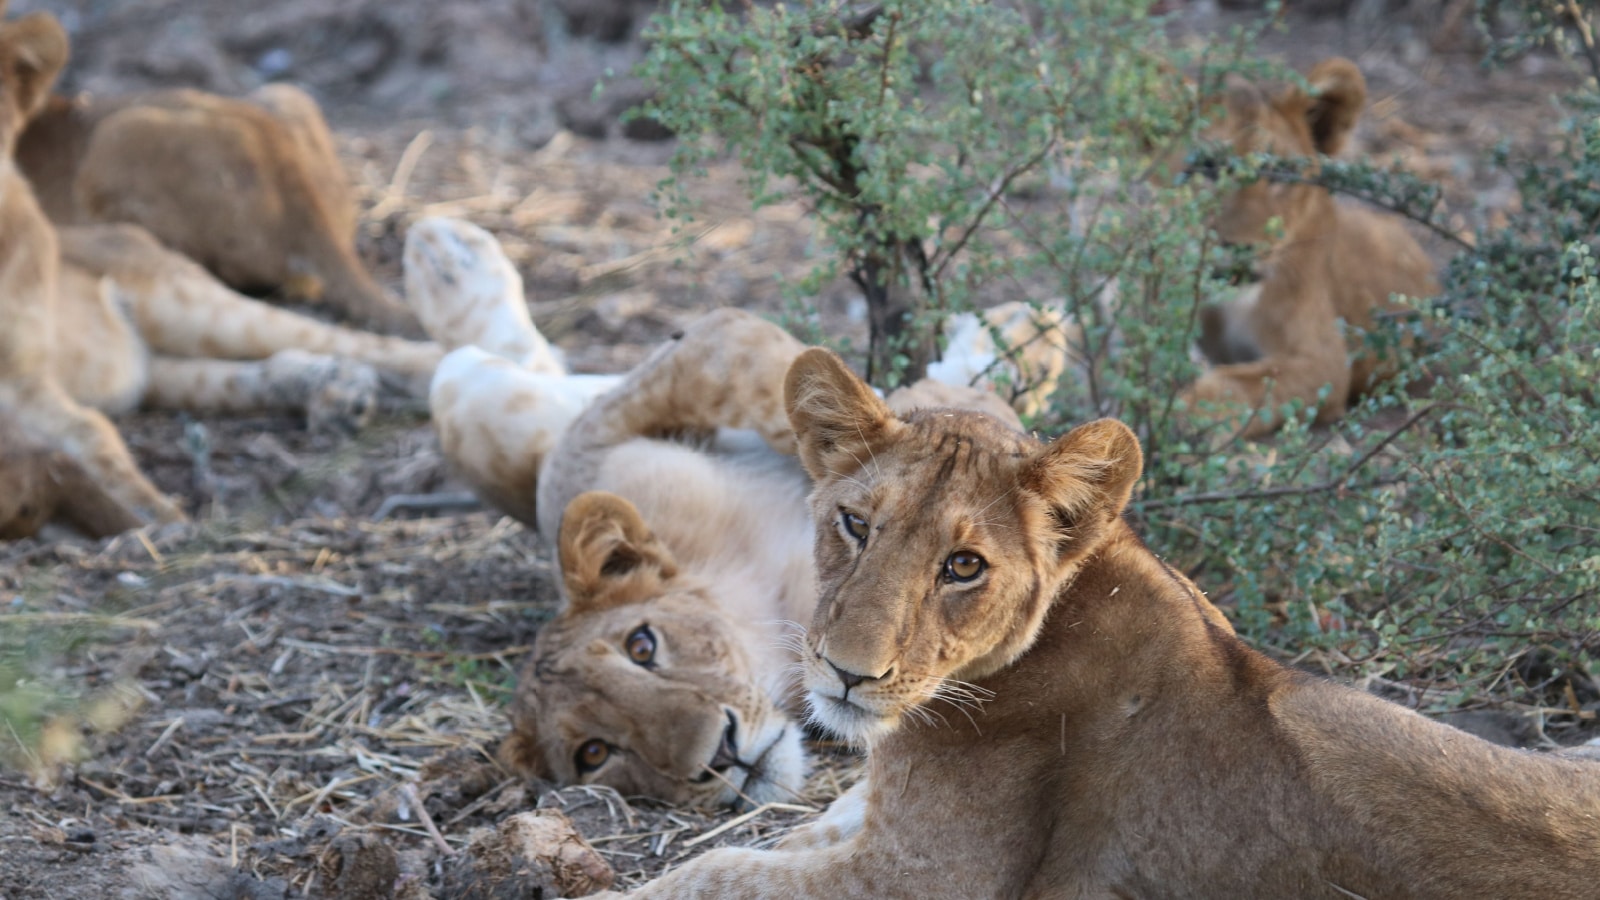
[61,225,443,387]
[927,300,1081,420]
[143,352,380,435]
[69,95,419,336]
[535,308,807,537]
[403,217,563,371]
[49,262,148,416]
[1184,347,1352,439]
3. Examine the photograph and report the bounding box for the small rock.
[319,832,399,900]
[556,77,664,142]
[440,810,614,900]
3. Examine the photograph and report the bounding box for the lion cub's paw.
[265,350,380,435]
[926,301,1080,420]
[428,347,621,525]
[403,217,563,373]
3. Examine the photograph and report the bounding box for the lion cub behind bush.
[1185,57,1439,437]
[576,349,1600,899]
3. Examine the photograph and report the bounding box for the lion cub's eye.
[575,739,611,773]
[625,625,656,665]
[840,510,869,544]
[943,551,987,583]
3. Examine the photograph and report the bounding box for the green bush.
[640,0,1598,723]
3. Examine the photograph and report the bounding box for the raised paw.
[652,308,808,453]
[925,301,1080,420]
[403,217,563,372]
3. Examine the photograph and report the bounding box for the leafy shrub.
[640,0,1598,725]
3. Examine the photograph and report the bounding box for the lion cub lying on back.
[1186,57,1438,437]
[576,350,1599,898]
[497,309,1020,809]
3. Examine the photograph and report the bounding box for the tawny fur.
[406,216,622,525]
[16,82,419,334]
[50,223,445,431]
[1185,57,1438,438]
[1,16,523,539]
[927,300,1082,421]
[0,9,183,538]
[496,309,1025,808]
[573,349,1600,899]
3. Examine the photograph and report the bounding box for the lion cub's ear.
[1221,72,1267,120]
[558,491,680,614]
[1024,418,1143,562]
[1,13,70,121]
[785,348,897,481]
[1302,57,1366,157]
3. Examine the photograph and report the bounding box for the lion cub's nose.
[827,659,891,692]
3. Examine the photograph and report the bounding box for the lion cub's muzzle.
[804,650,901,747]
[692,710,744,784]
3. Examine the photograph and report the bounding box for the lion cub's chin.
[805,693,899,749]
[802,674,907,749]
[730,724,810,809]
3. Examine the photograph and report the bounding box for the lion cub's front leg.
[773,778,869,852]
[576,841,902,900]
[1,380,185,535]
[536,309,807,536]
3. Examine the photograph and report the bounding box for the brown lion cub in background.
[1185,57,1438,438]
[17,76,418,334]
[574,348,1600,899]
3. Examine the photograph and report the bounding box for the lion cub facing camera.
[576,348,1600,899]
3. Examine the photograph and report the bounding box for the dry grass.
[0,512,863,895]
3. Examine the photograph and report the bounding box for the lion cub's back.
[1270,678,1600,898]
[1329,201,1438,323]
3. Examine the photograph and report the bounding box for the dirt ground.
[0,1,1591,897]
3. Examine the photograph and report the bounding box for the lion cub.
[576,349,1599,898]
[17,83,418,334]
[497,309,1021,809]
[1,8,185,537]
[1185,57,1438,437]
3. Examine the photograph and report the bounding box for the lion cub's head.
[0,6,67,155]
[1197,57,1367,246]
[502,492,808,809]
[785,349,1142,747]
